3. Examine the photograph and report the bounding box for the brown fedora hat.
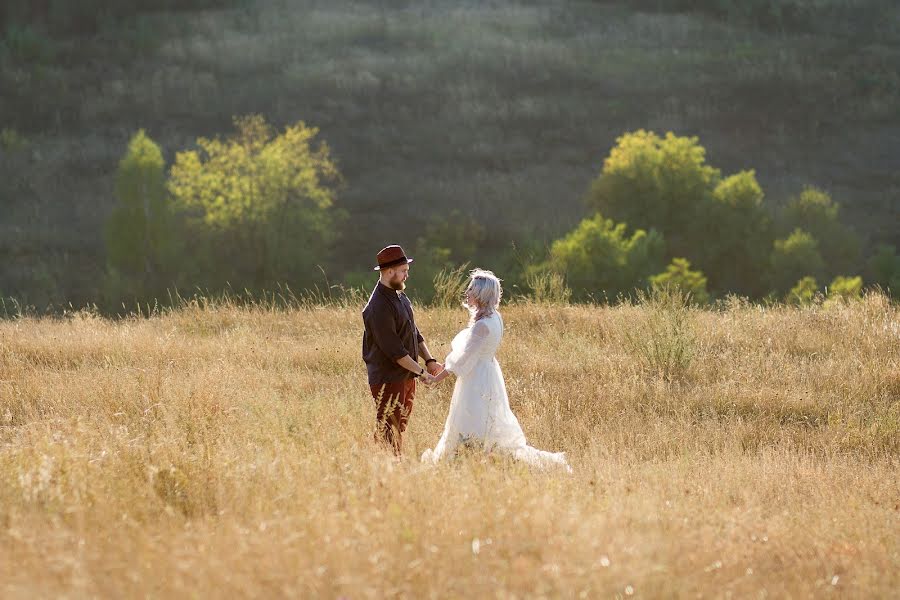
[374,245,414,271]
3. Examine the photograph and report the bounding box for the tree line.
[107,117,900,310]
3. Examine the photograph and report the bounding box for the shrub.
[168,115,341,291]
[779,186,860,278]
[650,258,710,305]
[586,131,773,297]
[867,244,900,296]
[703,170,772,296]
[786,276,818,306]
[543,212,666,302]
[827,275,863,302]
[587,130,718,261]
[770,229,825,294]
[105,129,177,302]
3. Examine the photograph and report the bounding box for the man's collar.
[377,281,401,297]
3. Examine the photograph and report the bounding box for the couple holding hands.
[362,245,571,471]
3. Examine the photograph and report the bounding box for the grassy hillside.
[1,295,898,596]
[1,0,899,306]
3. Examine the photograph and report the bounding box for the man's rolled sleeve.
[416,327,425,345]
[366,309,408,361]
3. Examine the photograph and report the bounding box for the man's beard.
[388,280,406,291]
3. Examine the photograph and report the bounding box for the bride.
[421,269,572,472]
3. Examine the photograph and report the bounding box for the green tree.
[105,129,175,301]
[650,258,710,304]
[827,275,863,301]
[702,170,772,296]
[587,130,719,260]
[168,115,341,290]
[770,229,825,294]
[867,244,900,295]
[786,276,818,306]
[542,212,665,301]
[780,186,860,277]
[587,130,775,298]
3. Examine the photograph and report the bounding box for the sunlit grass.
[1,293,897,596]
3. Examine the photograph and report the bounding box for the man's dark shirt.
[362,281,425,385]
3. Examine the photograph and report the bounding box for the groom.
[362,244,443,454]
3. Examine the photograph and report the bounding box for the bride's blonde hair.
[464,268,502,322]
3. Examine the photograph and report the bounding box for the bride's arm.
[432,367,451,384]
[439,321,490,381]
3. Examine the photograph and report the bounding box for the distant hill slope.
[1,0,898,305]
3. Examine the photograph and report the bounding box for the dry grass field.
[1,292,898,597]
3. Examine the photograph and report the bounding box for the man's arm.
[396,354,434,383]
[366,305,434,382]
[415,325,443,376]
[418,340,443,376]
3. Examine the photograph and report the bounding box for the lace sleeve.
[444,321,490,379]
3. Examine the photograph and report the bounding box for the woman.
[421,269,572,472]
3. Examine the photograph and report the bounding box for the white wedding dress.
[421,311,572,472]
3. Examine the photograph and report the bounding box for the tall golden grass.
[1,292,898,597]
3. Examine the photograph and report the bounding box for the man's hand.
[420,372,437,386]
[426,361,444,377]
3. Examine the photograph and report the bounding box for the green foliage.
[703,170,772,296]
[168,115,341,291]
[586,131,773,297]
[543,212,665,302]
[588,130,719,261]
[770,229,825,294]
[1,0,894,309]
[780,186,860,278]
[105,130,176,302]
[650,258,710,305]
[827,275,863,302]
[786,276,818,306]
[867,244,900,295]
[581,133,867,304]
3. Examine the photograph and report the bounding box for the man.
[362,244,443,454]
